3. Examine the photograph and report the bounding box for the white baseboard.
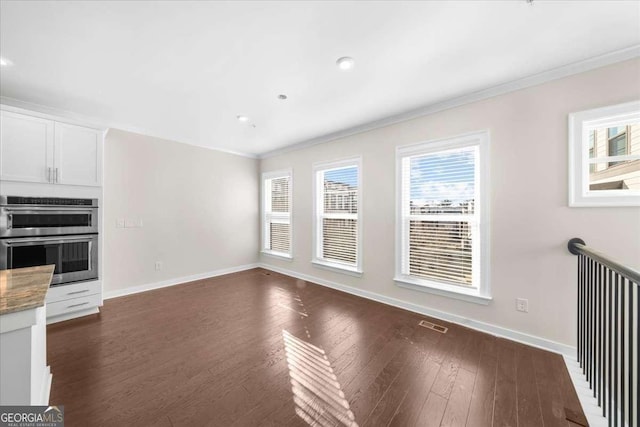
[103,263,260,300]
[259,263,575,356]
[46,307,100,325]
[563,356,608,427]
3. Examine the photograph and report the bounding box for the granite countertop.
[0,265,54,316]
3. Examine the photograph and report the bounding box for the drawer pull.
[67,302,90,309]
[67,289,90,295]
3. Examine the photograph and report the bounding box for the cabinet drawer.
[46,281,101,304]
[46,293,102,318]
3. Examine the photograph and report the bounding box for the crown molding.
[259,44,640,159]
[0,96,258,159]
[3,44,638,161]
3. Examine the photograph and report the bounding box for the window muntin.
[313,159,361,274]
[262,171,292,257]
[569,101,640,206]
[396,131,490,302]
[589,131,596,173]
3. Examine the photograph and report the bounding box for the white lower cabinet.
[46,281,101,304]
[0,306,51,405]
[47,293,103,319]
[46,280,102,322]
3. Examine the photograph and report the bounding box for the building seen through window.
[589,123,640,190]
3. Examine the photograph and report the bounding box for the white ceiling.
[1,1,639,157]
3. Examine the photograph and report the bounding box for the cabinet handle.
[67,289,90,295]
[67,302,89,309]
[47,167,52,183]
[55,168,59,183]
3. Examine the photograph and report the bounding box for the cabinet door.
[54,122,103,187]
[0,111,54,183]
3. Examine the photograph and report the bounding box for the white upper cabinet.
[0,109,103,187]
[54,122,102,187]
[0,111,54,183]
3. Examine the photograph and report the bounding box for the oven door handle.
[2,207,97,213]
[87,240,92,271]
[2,236,97,245]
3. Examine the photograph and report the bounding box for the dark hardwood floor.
[47,268,586,426]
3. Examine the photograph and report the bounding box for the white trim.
[395,130,491,302]
[262,168,293,180]
[3,45,638,160]
[261,250,293,261]
[46,307,100,325]
[103,263,259,300]
[0,307,38,334]
[260,45,640,159]
[38,366,52,405]
[312,260,363,277]
[261,169,293,257]
[0,99,258,159]
[563,356,608,427]
[312,157,363,274]
[568,100,640,207]
[259,263,574,356]
[0,100,108,131]
[394,277,492,305]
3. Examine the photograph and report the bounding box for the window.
[569,101,640,206]
[313,158,362,275]
[262,170,292,258]
[395,131,490,304]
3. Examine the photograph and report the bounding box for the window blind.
[401,146,478,287]
[264,174,291,255]
[318,165,358,266]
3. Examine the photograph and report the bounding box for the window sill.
[261,250,293,262]
[312,260,363,277]
[394,276,492,305]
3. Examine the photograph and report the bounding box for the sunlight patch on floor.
[282,330,358,427]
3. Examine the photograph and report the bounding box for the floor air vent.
[419,320,448,333]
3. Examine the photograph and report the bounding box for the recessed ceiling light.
[0,57,13,67]
[278,94,288,100]
[236,115,249,123]
[336,56,355,71]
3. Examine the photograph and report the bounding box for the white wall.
[259,58,640,350]
[104,129,259,294]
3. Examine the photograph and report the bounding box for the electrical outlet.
[135,218,144,228]
[516,298,529,313]
[155,261,162,271]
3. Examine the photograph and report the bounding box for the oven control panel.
[1,196,98,207]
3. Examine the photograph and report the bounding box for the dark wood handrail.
[568,238,640,285]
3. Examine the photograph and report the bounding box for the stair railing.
[568,238,639,427]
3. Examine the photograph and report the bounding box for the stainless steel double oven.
[0,196,99,285]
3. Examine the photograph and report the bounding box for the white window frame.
[568,100,640,207]
[395,130,491,305]
[261,169,293,260]
[312,157,363,276]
